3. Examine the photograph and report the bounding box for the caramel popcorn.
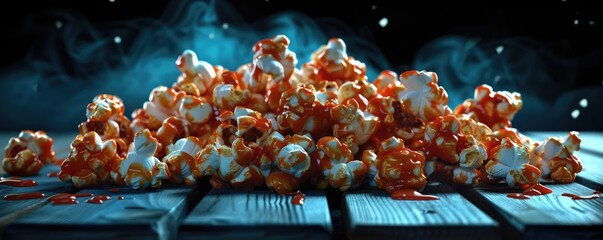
[457,114,493,144]
[485,137,540,188]
[373,70,405,99]
[302,38,367,86]
[154,116,190,158]
[315,137,367,191]
[331,99,379,154]
[2,149,43,176]
[241,35,299,111]
[196,138,265,190]
[86,94,122,122]
[265,133,317,194]
[4,130,55,164]
[143,86,186,130]
[367,95,425,142]
[337,80,377,110]
[178,95,215,139]
[424,115,487,185]
[373,137,427,195]
[454,84,523,131]
[211,70,265,113]
[2,130,55,176]
[59,131,122,188]
[3,130,55,176]
[276,86,336,137]
[529,132,582,183]
[195,108,273,189]
[212,83,251,111]
[113,129,171,189]
[178,95,213,126]
[82,94,133,143]
[162,137,204,185]
[173,49,217,96]
[130,108,150,134]
[211,107,273,146]
[17,34,584,199]
[78,118,120,141]
[398,70,452,122]
[89,94,133,140]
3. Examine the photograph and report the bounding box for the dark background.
[0,0,601,131]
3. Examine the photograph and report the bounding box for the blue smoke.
[1,0,600,132]
[0,0,390,132]
[413,36,602,131]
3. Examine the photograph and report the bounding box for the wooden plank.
[523,132,603,190]
[464,183,603,240]
[0,133,75,221]
[4,183,208,240]
[3,132,210,239]
[0,165,72,221]
[180,189,333,240]
[343,183,499,240]
[524,131,603,155]
[572,152,603,191]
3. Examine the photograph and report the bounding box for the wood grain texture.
[0,165,72,218]
[343,183,499,240]
[524,132,603,190]
[2,132,209,239]
[4,184,204,240]
[469,183,603,240]
[572,151,603,191]
[180,189,333,240]
[0,133,75,220]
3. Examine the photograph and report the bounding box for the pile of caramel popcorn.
[3,35,583,198]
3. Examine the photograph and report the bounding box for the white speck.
[579,98,588,108]
[222,23,229,29]
[113,36,121,44]
[589,20,595,25]
[372,5,376,10]
[496,46,504,54]
[494,75,501,84]
[109,0,115,2]
[574,19,579,25]
[208,33,215,39]
[379,18,388,28]
[55,21,62,29]
[571,109,580,119]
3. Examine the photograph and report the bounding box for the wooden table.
[1,132,602,240]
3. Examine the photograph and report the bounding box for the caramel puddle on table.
[291,191,305,205]
[0,178,37,187]
[47,193,94,205]
[561,192,601,200]
[86,195,111,204]
[3,192,46,200]
[507,184,553,200]
[391,189,439,200]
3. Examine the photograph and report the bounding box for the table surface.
[1,132,602,240]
